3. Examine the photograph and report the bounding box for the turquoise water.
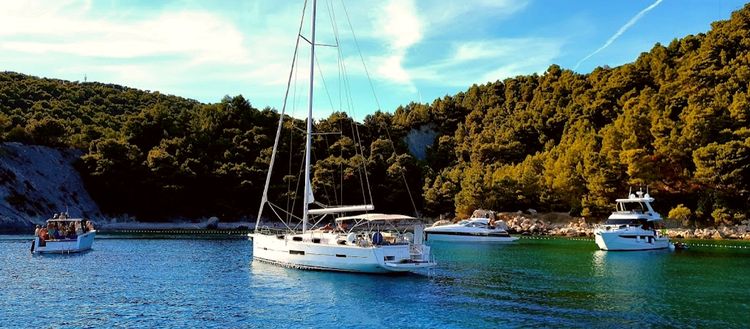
[1,235,749,328]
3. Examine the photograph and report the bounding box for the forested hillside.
[2,5,750,225]
[419,4,750,225]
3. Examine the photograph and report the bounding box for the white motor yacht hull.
[424,219,517,243]
[32,231,96,254]
[250,233,434,273]
[594,230,668,251]
[425,232,518,243]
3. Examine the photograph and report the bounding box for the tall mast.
[302,0,317,233]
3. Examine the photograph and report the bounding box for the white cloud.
[0,0,304,103]
[368,0,423,91]
[380,0,423,50]
[0,0,557,115]
[361,0,541,91]
[422,0,530,24]
[0,4,248,64]
[407,38,563,87]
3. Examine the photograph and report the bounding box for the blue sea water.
[1,235,749,328]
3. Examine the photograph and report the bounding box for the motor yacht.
[594,190,669,251]
[425,211,518,243]
[32,213,96,254]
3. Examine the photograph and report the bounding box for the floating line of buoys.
[516,235,750,249]
[518,235,594,241]
[683,243,750,249]
[102,229,251,235]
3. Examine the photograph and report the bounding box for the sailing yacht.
[249,0,436,273]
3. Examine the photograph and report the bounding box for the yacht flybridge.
[249,0,436,273]
[594,190,669,251]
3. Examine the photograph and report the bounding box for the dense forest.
[2,5,750,225]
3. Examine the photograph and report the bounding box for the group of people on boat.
[33,214,94,245]
[318,221,348,233]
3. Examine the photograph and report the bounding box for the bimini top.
[335,213,416,222]
[46,218,86,223]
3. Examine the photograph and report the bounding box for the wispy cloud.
[0,0,303,102]
[574,0,664,70]
[366,0,537,91]
[2,11,248,63]
[0,0,559,115]
[370,0,423,90]
[408,38,563,86]
[422,0,530,25]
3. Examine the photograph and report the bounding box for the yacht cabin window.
[616,201,646,213]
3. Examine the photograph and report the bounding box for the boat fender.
[30,240,35,253]
[372,231,384,245]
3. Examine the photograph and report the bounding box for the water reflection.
[248,258,434,326]
[589,250,672,316]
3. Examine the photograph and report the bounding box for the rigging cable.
[340,0,419,217]
[333,4,373,208]
[255,0,308,232]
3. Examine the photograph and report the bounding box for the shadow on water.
[246,239,449,327]
[32,249,94,258]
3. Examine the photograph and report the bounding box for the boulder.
[206,216,220,229]
[711,230,723,240]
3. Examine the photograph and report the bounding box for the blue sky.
[1,0,746,119]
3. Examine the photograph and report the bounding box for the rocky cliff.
[0,143,102,232]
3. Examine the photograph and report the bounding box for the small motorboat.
[670,241,689,250]
[31,213,96,254]
[425,211,518,243]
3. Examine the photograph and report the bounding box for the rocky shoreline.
[495,214,750,240]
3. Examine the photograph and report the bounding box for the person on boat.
[75,221,84,235]
[321,223,333,232]
[66,225,76,239]
[488,213,496,229]
[86,221,95,232]
[337,221,348,232]
[36,225,48,247]
[57,224,66,239]
[47,223,57,240]
[34,225,41,237]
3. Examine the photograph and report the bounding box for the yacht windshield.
[604,219,639,225]
[616,202,646,213]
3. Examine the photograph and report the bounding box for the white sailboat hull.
[33,231,96,254]
[251,233,434,273]
[594,229,669,251]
